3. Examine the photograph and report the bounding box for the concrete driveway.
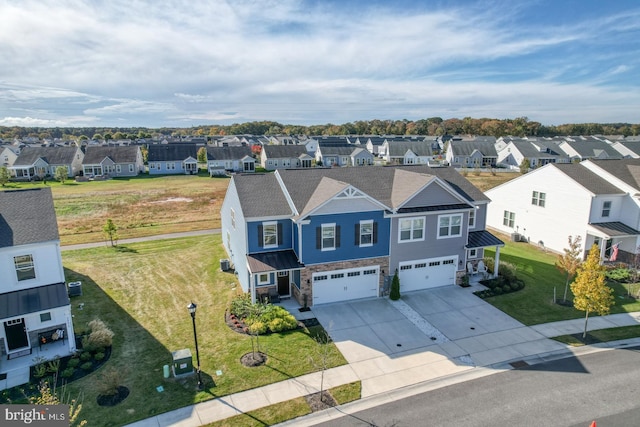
[311,285,566,368]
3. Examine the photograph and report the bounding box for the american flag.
[610,243,620,262]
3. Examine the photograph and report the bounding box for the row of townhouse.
[486,158,640,264]
[220,165,504,307]
[0,188,76,390]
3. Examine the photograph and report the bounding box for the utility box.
[220,259,230,271]
[172,348,194,377]
[67,281,82,297]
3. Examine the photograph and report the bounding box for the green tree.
[103,219,118,247]
[0,165,10,186]
[197,146,207,163]
[571,244,614,339]
[54,166,69,183]
[555,235,582,302]
[92,133,103,140]
[519,158,531,174]
[389,269,401,300]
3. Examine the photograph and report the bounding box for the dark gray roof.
[206,146,253,161]
[247,250,304,273]
[450,140,498,157]
[262,145,309,158]
[589,159,640,191]
[589,222,640,237]
[388,141,434,157]
[320,146,361,156]
[551,163,624,195]
[147,144,198,162]
[233,174,292,218]
[617,141,640,156]
[82,146,140,164]
[466,230,505,248]
[276,165,489,215]
[0,282,69,318]
[0,188,59,247]
[13,146,79,166]
[562,137,622,159]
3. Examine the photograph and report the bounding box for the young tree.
[54,166,68,184]
[571,244,615,339]
[0,165,10,186]
[389,269,401,300]
[103,219,118,247]
[555,235,583,302]
[31,380,87,426]
[519,158,531,174]
[197,146,207,163]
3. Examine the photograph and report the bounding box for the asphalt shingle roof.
[561,138,622,159]
[232,173,293,218]
[13,147,79,166]
[0,188,59,248]
[450,140,498,157]
[551,163,624,195]
[206,146,253,161]
[82,146,139,164]
[589,158,640,191]
[387,141,434,157]
[147,144,198,162]
[262,145,309,158]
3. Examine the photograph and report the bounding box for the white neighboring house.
[1,146,19,168]
[486,159,640,262]
[0,188,77,390]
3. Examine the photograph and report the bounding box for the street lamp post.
[187,302,203,390]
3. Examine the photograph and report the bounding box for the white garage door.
[398,256,458,292]
[312,266,379,305]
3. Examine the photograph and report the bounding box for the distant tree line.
[1,117,638,140]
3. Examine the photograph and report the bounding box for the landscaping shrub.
[96,367,124,397]
[84,319,115,350]
[46,359,60,374]
[61,367,75,379]
[94,352,105,361]
[389,270,401,301]
[229,295,300,334]
[230,294,254,319]
[247,321,267,335]
[80,362,93,371]
[80,352,92,362]
[606,268,631,283]
[67,358,80,368]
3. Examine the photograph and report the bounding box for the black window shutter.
[373,222,378,244]
[316,227,321,249]
[355,224,360,245]
[335,225,341,248]
[277,223,283,245]
[258,224,263,247]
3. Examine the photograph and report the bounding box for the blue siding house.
[221,166,503,306]
[147,144,199,175]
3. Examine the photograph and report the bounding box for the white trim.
[437,213,463,239]
[262,221,278,249]
[321,223,336,251]
[398,216,425,243]
[359,219,374,247]
[258,273,270,285]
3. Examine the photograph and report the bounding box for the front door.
[277,271,290,296]
[4,318,29,352]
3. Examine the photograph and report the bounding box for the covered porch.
[465,230,505,278]
[246,250,304,304]
[587,222,640,264]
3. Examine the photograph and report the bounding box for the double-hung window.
[503,210,515,228]
[438,214,462,238]
[321,224,336,250]
[359,220,374,247]
[532,191,546,207]
[399,217,424,242]
[602,201,611,217]
[14,254,35,281]
[262,222,278,248]
[468,209,476,228]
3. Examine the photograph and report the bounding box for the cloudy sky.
[1,0,639,128]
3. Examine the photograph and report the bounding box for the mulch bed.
[97,386,130,407]
[224,311,312,335]
[240,352,267,367]
[305,391,337,412]
[569,333,602,345]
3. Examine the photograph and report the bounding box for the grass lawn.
[484,234,640,325]
[553,325,640,346]
[62,235,346,427]
[1,174,229,245]
[464,171,519,192]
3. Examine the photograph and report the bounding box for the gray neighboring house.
[206,146,255,176]
[82,146,144,177]
[10,146,83,179]
[558,136,623,161]
[316,146,374,166]
[497,138,570,169]
[147,144,199,175]
[384,140,435,165]
[1,146,19,168]
[445,140,498,168]
[260,145,313,170]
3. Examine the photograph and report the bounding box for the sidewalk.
[125,311,640,427]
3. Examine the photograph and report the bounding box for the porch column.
[250,275,256,304]
[65,309,77,352]
[493,246,501,278]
